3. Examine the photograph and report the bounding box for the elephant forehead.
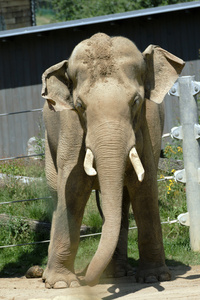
[71,38,115,71]
[74,35,142,62]
[71,33,112,59]
[69,34,144,87]
[112,36,142,57]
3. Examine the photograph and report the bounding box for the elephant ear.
[41,60,73,111]
[143,45,185,104]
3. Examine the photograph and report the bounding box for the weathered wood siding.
[0,0,32,30]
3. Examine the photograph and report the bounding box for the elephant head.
[42,33,184,286]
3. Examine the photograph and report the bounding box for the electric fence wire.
[0,108,43,117]
[0,219,178,249]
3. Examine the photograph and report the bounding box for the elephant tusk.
[129,147,145,182]
[84,149,97,176]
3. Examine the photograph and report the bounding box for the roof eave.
[0,1,200,39]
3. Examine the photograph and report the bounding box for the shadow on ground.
[98,258,193,300]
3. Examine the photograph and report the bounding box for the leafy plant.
[0,159,45,177]
[51,0,196,22]
[157,141,193,265]
[164,142,183,160]
[82,192,103,233]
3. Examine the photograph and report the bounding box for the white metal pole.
[178,76,200,251]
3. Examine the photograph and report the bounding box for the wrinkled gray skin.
[41,33,185,289]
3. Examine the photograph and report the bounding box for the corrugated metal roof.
[0,0,200,38]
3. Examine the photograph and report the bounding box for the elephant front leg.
[130,176,171,283]
[43,170,92,289]
[44,207,81,289]
[104,187,134,278]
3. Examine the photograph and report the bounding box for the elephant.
[41,33,185,289]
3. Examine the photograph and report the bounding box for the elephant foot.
[136,264,171,283]
[42,267,80,289]
[103,259,135,278]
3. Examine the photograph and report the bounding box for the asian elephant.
[41,33,185,289]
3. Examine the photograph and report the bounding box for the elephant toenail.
[159,272,171,281]
[54,281,68,289]
[70,280,80,288]
[145,275,158,283]
[45,282,51,289]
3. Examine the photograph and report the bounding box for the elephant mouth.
[84,146,145,182]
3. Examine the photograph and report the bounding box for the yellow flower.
[165,145,171,153]
[169,180,174,188]
[177,146,182,153]
[171,169,175,173]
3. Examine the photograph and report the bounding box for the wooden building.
[0,1,200,157]
[0,0,35,30]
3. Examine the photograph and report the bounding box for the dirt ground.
[1,265,200,300]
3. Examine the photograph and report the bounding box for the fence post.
[171,75,200,251]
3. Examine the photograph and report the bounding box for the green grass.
[0,149,200,278]
[0,159,50,276]
[82,192,103,233]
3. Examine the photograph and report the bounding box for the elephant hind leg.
[45,132,58,192]
[130,175,171,283]
[44,132,59,258]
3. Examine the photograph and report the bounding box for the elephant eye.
[134,94,140,104]
[130,94,140,107]
[76,102,82,108]
[76,99,85,112]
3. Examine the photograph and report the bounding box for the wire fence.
[0,107,183,250]
[0,153,45,161]
[0,197,51,206]
[0,108,43,117]
[0,220,179,249]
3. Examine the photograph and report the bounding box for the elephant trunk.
[84,122,140,286]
